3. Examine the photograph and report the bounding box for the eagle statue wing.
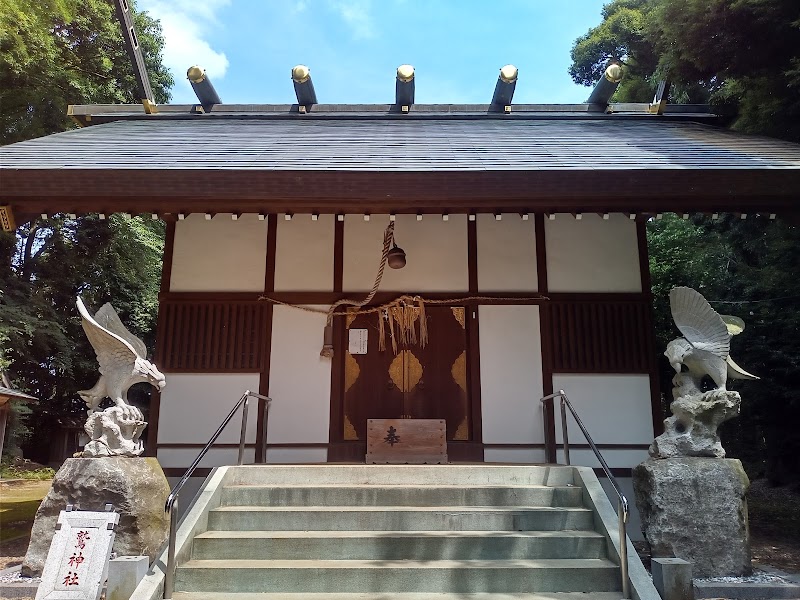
[77,297,138,377]
[93,302,148,359]
[727,355,759,380]
[721,314,746,336]
[669,287,730,358]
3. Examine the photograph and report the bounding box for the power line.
[708,295,800,305]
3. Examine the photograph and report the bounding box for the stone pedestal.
[650,387,741,459]
[633,457,751,577]
[82,406,146,457]
[22,457,169,577]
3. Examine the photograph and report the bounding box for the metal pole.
[560,396,571,465]
[619,497,630,599]
[238,397,249,465]
[262,399,270,463]
[164,496,178,599]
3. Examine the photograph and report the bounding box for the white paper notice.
[349,328,368,355]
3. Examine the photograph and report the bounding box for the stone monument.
[35,507,119,600]
[633,287,757,577]
[23,298,170,577]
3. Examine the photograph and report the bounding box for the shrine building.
[2,66,799,527]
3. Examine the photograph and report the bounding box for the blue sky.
[137,0,608,105]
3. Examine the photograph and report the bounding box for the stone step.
[220,484,584,507]
[192,529,607,560]
[175,559,621,594]
[207,505,595,532]
[225,464,576,487]
[172,593,625,600]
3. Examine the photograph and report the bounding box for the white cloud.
[327,0,376,40]
[137,0,230,103]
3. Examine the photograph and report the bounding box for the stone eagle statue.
[665,287,759,390]
[77,297,165,457]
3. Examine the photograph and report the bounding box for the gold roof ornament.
[397,64,415,82]
[292,64,311,84]
[499,64,518,84]
[605,63,623,83]
[187,66,206,83]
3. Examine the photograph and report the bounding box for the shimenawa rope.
[257,220,549,357]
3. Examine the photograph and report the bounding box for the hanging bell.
[387,244,406,269]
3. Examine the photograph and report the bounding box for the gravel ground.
[0,568,41,584]
[695,572,791,584]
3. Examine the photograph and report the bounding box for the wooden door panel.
[343,311,401,440]
[405,307,469,440]
[343,306,470,442]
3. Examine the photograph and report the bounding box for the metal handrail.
[540,390,631,599]
[163,390,271,599]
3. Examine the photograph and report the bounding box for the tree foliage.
[570,0,800,140]
[0,0,171,460]
[648,215,800,483]
[0,0,173,144]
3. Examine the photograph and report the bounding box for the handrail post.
[261,398,271,463]
[542,397,556,463]
[164,496,178,599]
[559,395,570,466]
[619,497,630,599]
[238,396,250,465]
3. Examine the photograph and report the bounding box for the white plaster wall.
[556,448,650,469]
[343,214,468,292]
[157,447,256,469]
[156,373,261,444]
[267,305,331,444]
[170,213,268,292]
[265,448,328,463]
[479,305,545,444]
[484,448,547,464]
[274,214,335,291]
[545,213,641,293]
[552,374,654,445]
[477,214,538,292]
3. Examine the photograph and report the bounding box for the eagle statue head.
[134,356,166,390]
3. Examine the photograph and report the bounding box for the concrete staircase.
[134,465,658,600]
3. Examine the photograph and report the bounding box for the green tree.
[0,0,171,460]
[0,0,173,144]
[570,0,800,140]
[569,0,660,102]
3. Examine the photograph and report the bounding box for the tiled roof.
[2,117,799,172]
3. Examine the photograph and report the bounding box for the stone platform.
[22,457,169,577]
[634,457,751,577]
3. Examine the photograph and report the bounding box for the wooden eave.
[2,168,799,217]
[0,385,37,403]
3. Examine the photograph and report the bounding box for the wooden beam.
[111,0,156,108]
[4,169,797,215]
[0,206,16,231]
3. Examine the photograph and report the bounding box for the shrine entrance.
[342,306,471,445]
